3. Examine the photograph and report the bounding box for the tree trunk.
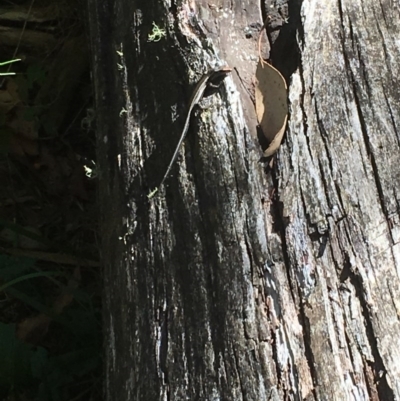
[88,0,400,399]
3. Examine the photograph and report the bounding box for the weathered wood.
[87,0,400,399]
[279,1,400,398]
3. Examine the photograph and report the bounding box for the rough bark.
[87,0,400,399]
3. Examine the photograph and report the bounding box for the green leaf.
[31,346,49,377]
[0,323,34,389]
[0,126,14,155]
[0,271,61,293]
[26,64,46,89]
[0,254,36,281]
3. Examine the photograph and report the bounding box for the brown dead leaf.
[53,267,80,314]
[6,104,38,156]
[0,78,20,113]
[8,105,37,141]
[255,59,288,156]
[9,133,38,156]
[16,268,81,344]
[17,314,51,344]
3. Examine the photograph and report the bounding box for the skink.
[148,66,231,198]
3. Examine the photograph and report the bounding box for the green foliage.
[0,126,14,155]
[148,22,166,42]
[0,323,38,391]
[0,59,21,76]
[0,322,101,400]
[0,254,101,400]
[26,64,47,89]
